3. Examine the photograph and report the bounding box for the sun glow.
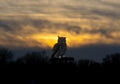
[30,32,114,48]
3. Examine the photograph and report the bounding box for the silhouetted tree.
[78,59,93,67]
[103,53,120,64]
[0,47,13,63]
[102,53,120,72]
[77,59,101,72]
[17,50,48,64]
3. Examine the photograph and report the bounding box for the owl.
[51,36,67,58]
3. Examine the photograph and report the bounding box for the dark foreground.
[0,62,120,84]
[0,48,120,83]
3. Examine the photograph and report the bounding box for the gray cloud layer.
[0,0,120,18]
[0,16,120,45]
[0,18,81,34]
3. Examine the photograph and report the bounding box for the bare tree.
[0,47,13,63]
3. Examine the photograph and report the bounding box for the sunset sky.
[0,0,120,62]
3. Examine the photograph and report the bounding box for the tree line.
[0,47,120,73]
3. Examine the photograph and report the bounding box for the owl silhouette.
[51,36,67,58]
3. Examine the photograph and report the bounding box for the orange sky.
[0,0,120,49]
[0,15,120,49]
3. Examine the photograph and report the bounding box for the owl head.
[58,36,66,44]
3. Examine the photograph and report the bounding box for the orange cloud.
[0,15,120,49]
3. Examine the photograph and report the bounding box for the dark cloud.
[22,18,82,34]
[0,20,19,32]
[61,1,120,19]
[83,28,115,39]
[0,19,25,34]
[0,17,81,34]
[53,23,81,34]
[91,9,120,18]
[61,5,92,18]
[0,0,120,19]
[0,16,119,41]
[98,0,120,8]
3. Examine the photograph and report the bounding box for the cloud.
[0,19,22,32]
[0,17,81,34]
[0,0,120,18]
[91,9,120,18]
[0,16,82,47]
[82,28,114,39]
[0,0,120,48]
[0,15,120,49]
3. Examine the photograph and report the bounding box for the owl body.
[51,37,67,58]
